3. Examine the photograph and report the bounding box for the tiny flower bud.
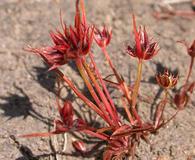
[94,26,112,48]
[156,69,178,89]
[174,92,188,110]
[60,101,74,127]
[174,82,194,110]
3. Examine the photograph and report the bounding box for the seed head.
[156,69,178,89]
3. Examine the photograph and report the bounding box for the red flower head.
[156,69,178,89]
[27,0,94,70]
[94,26,112,48]
[127,15,159,60]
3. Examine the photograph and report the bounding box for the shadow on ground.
[0,85,52,125]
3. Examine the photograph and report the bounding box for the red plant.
[20,0,194,159]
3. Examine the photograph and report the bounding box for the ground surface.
[0,0,195,160]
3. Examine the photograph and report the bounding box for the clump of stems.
[21,0,194,159]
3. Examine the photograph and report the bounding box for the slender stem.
[75,59,113,126]
[154,89,168,128]
[121,98,135,125]
[185,57,194,84]
[102,47,115,72]
[21,129,109,141]
[164,89,168,101]
[111,125,154,138]
[101,47,122,82]
[89,53,120,125]
[96,126,113,133]
[55,69,106,121]
[156,110,179,130]
[132,108,142,125]
[102,47,142,125]
[101,47,134,125]
[121,82,132,104]
[130,60,143,125]
[81,58,118,126]
[82,130,108,141]
[132,60,143,108]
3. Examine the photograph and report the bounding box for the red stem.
[82,130,108,141]
[121,98,135,125]
[21,129,109,141]
[154,90,168,128]
[81,58,118,126]
[101,47,135,125]
[75,58,113,126]
[55,69,107,121]
[156,110,179,130]
[131,59,143,125]
[185,57,194,84]
[89,53,120,125]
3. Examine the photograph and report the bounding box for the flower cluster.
[126,15,159,60]
[27,1,94,70]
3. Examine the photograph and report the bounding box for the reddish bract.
[55,100,88,133]
[127,15,159,60]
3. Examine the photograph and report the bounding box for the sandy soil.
[0,0,195,160]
